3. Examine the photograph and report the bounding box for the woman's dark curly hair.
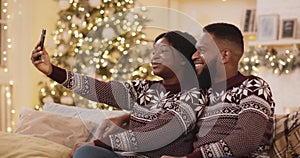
[154,31,197,70]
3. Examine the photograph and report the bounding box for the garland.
[239,45,300,75]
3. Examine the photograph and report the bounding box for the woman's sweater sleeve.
[94,100,196,152]
[48,65,134,109]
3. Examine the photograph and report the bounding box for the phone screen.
[36,28,46,60]
[40,28,46,49]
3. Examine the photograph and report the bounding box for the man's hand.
[69,141,94,158]
[97,113,130,138]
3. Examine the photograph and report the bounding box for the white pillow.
[43,102,129,140]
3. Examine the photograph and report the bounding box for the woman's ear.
[180,59,186,66]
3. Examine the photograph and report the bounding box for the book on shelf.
[242,9,256,34]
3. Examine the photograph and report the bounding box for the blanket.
[0,131,71,158]
[271,111,300,158]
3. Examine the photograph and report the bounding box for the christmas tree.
[36,0,156,110]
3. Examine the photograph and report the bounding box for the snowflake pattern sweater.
[186,72,275,158]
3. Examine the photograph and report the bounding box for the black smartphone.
[36,28,46,60]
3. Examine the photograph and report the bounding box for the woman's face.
[151,37,184,79]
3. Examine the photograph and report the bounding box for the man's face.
[192,32,220,75]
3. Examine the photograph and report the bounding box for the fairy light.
[240,46,300,75]
[1,1,10,73]
[0,1,15,133]
[5,85,12,132]
[1,82,15,133]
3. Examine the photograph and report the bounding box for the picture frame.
[242,9,256,34]
[279,18,297,39]
[257,14,279,41]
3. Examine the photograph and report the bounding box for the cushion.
[43,102,129,141]
[14,108,96,148]
[0,131,71,158]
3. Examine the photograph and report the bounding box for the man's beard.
[197,58,217,89]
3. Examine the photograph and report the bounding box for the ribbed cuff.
[186,151,203,158]
[48,64,67,84]
[93,138,113,151]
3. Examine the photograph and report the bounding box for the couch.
[0,102,299,158]
[0,102,127,158]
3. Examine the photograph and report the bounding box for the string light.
[240,46,300,75]
[5,83,14,133]
[1,0,10,73]
[1,82,14,133]
[0,1,15,133]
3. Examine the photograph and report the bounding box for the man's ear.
[221,49,231,64]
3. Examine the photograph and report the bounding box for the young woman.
[31,31,209,158]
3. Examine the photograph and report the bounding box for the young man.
[163,23,275,158]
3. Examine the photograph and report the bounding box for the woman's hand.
[97,113,130,138]
[30,42,53,76]
[69,141,94,158]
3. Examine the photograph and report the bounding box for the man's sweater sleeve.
[47,65,133,109]
[186,78,275,158]
[186,112,269,158]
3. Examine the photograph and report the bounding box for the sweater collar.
[212,72,248,92]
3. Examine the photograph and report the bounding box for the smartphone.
[36,28,46,60]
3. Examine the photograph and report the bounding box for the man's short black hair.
[203,23,244,53]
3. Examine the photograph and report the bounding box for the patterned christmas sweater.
[48,65,202,157]
[186,72,275,158]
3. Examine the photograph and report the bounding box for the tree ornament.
[58,0,70,10]
[102,27,116,40]
[88,0,102,8]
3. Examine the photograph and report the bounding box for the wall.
[139,0,256,40]
[256,0,300,114]
[175,0,256,33]
[138,0,203,40]
[257,0,300,39]
[7,0,299,119]
[8,0,59,121]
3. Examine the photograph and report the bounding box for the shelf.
[243,32,256,36]
[248,39,300,46]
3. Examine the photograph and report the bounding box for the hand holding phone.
[36,28,46,60]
